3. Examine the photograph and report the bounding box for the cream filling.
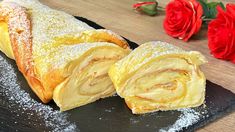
[0,21,15,59]
[53,60,116,111]
[53,47,127,111]
[120,57,205,113]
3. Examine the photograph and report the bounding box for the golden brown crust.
[0,2,51,103]
[0,1,130,104]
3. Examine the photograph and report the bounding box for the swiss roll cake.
[109,41,207,114]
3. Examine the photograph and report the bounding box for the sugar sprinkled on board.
[159,108,200,132]
[0,55,77,131]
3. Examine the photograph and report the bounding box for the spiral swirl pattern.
[109,41,207,114]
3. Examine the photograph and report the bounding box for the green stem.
[156,6,165,11]
[203,18,214,21]
[201,16,214,22]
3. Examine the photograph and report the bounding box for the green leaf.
[198,0,226,20]
[198,0,210,18]
[200,0,208,2]
[140,4,157,16]
[207,2,219,7]
[219,2,226,10]
[207,2,219,18]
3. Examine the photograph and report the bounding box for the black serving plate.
[0,17,235,132]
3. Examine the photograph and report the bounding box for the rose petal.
[163,0,203,41]
[208,4,235,63]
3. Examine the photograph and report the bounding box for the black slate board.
[0,17,235,132]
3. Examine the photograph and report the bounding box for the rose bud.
[133,1,158,16]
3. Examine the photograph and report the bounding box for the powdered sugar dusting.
[114,41,186,74]
[47,42,120,69]
[159,108,200,132]
[0,55,77,131]
[114,41,206,77]
[6,0,94,58]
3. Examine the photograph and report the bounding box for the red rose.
[208,4,235,63]
[163,0,203,41]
